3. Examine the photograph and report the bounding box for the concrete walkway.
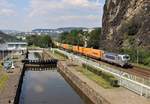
[0,56,23,104]
[63,61,150,104]
[0,68,21,104]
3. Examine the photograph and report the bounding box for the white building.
[83,28,95,33]
[6,42,27,51]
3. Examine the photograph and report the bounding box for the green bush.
[82,63,102,75]
[144,57,150,66]
[82,63,119,87]
[121,48,150,67]
[0,63,2,70]
[109,78,119,87]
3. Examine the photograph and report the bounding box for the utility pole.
[136,38,140,64]
[3,50,4,61]
[137,49,139,64]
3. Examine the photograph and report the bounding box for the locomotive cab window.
[123,55,130,60]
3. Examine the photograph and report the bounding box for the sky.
[0,0,105,31]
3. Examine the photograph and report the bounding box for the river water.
[19,52,93,104]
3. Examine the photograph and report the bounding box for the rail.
[54,48,150,98]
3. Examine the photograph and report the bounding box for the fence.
[55,49,150,98]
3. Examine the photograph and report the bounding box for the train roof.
[105,52,118,56]
[105,52,128,56]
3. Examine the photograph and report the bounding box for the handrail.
[55,49,150,98]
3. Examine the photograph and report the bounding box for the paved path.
[0,57,23,104]
[0,68,21,104]
[63,61,150,104]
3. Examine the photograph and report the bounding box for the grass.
[0,64,2,71]
[49,50,68,60]
[28,45,40,48]
[0,74,8,90]
[77,67,113,89]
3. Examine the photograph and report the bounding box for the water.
[19,70,86,104]
[19,52,92,104]
[28,52,39,60]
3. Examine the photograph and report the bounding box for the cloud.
[63,0,89,6]
[28,0,63,17]
[28,0,102,17]
[0,0,17,16]
[0,0,104,30]
[0,8,16,16]
[58,15,100,21]
[23,0,103,29]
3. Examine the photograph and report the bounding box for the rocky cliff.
[100,0,150,52]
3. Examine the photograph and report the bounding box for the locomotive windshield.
[123,55,130,60]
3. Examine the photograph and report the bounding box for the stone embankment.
[57,60,150,104]
[58,61,110,104]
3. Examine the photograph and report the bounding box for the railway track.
[46,49,150,80]
[127,67,150,78]
[82,55,150,79]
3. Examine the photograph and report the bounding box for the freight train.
[55,42,130,67]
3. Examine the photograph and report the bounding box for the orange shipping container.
[89,49,104,59]
[78,47,84,54]
[62,44,68,49]
[83,48,91,56]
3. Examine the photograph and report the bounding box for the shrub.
[143,56,150,66]
[82,63,119,87]
[0,63,3,70]
[121,48,150,67]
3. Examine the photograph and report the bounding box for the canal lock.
[14,52,94,104]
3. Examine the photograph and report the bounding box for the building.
[0,42,27,51]
[0,42,27,59]
[83,28,95,33]
[16,36,26,40]
[6,42,27,51]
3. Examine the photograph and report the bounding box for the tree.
[26,35,53,48]
[87,28,101,49]
[59,30,83,46]
[58,28,102,49]
[59,32,69,43]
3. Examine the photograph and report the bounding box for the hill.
[0,31,17,43]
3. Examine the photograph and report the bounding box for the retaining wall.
[58,61,111,104]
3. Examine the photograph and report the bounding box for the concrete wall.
[58,62,111,104]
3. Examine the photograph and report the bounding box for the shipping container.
[62,44,68,49]
[83,48,91,56]
[78,47,84,54]
[73,46,79,52]
[89,49,104,59]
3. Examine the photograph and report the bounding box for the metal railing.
[55,49,150,98]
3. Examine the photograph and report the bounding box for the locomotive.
[56,42,130,67]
